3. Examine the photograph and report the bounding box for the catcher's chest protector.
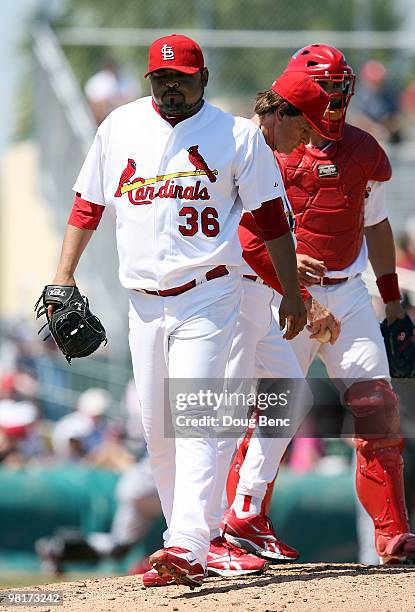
[278,124,391,271]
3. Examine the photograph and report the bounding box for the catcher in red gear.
[222,44,415,566]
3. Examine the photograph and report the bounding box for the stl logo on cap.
[161,44,174,61]
[144,34,204,77]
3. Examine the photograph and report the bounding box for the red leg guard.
[345,379,400,439]
[355,437,415,561]
[346,380,415,562]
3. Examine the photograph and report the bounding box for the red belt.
[243,274,258,282]
[242,274,266,286]
[320,276,349,286]
[243,274,348,287]
[138,265,229,297]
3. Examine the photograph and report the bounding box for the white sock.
[210,528,221,541]
[232,493,262,518]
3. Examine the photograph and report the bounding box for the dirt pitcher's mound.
[3,563,415,612]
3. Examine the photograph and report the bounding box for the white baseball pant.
[128,271,241,566]
[210,278,310,531]
[288,275,390,381]
[223,275,391,523]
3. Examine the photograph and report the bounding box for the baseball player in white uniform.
[222,45,415,566]
[47,34,307,588]
[206,73,341,564]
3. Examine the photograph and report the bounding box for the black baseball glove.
[380,313,415,378]
[35,285,107,363]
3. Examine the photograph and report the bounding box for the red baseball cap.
[145,34,205,77]
[271,71,332,139]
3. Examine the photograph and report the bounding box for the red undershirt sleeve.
[251,197,290,241]
[68,194,105,230]
[239,213,311,301]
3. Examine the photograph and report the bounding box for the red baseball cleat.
[128,557,151,575]
[221,508,299,562]
[150,547,205,589]
[207,536,268,577]
[142,568,175,587]
[377,533,415,565]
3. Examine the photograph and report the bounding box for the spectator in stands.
[35,336,70,421]
[84,57,141,125]
[396,215,415,270]
[400,80,415,140]
[52,388,111,461]
[0,322,37,380]
[36,380,161,575]
[0,373,47,465]
[395,219,415,321]
[35,455,161,574]
[0,321,70,421]
[351,60,402,143]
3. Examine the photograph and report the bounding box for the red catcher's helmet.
[285,44,355,139]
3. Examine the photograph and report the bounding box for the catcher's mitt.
[35,285,107,363]
[380,313,415,378]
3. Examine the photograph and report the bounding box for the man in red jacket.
[222,45,415,565]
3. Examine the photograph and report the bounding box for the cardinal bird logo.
[114,158,144,197]
[187,146,217,183]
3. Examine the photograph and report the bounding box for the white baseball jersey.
[73,96,283,290]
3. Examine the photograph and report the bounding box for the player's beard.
[159,87,205,117]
